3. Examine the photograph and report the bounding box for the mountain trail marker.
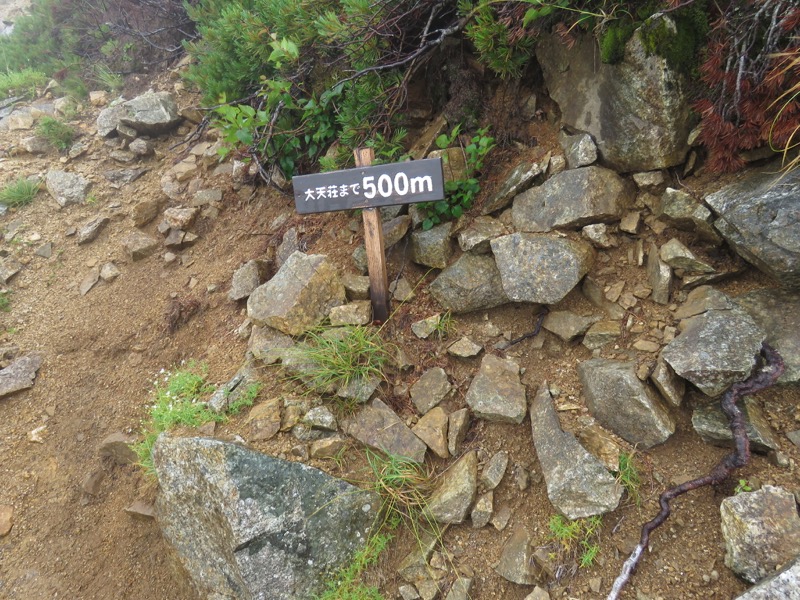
[292,149,444,322]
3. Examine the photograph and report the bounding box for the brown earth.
[0,74,798,600]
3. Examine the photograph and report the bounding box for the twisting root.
[607,343,785,600]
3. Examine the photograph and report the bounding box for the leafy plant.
[0,290,10,312]
[0,177,41,207]
[285,326,391,403]
[548,514,603,569]
[735,479,753,494]
[132,362,257,477]
[36,116,75,151]
[614,451,642,506]
[418,125,495,230]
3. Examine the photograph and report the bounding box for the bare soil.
[0,78,798,600]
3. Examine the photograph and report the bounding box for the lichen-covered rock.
[735,557,800,599]
[45,170,90,207]
[153,436,378,600]
[247,251,345,336]
[229,259,271,301]
[512,166,635,232]
[720,486,800,584]
[426,450,477,524]
[410,222,453,269]
[692,397,779,454]
[481,158,547,215]
[465,355,526,424]
[120,91,181,135]
[491,234,594,305]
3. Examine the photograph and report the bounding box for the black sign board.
[292,158,445,214]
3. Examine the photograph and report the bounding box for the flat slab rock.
[343,398,427,464]
[735,556,800,600]
[0,354,43,398]
[530,382,622,519]
[692,396,779,454]
[152,436,379,600]
[661,303,766,397]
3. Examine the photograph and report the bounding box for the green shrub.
[36,117,75,151]
[0,177,41,207]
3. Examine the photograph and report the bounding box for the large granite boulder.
[536,15,691,172]
[578,359,675,448]
[429,253,509,313]
[491,233,594,304]
[706,167,800,288]
[512,166,635,232]
[530,383,622,518]
[152,436,379,600]
[247,251,345,336]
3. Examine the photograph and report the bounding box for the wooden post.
[354,147,390,323]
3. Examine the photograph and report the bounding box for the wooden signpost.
[292,150,445,322]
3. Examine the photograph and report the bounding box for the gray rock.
[110,149,136,163]
[471,491,493,528]
[191,188,223,207]
[536,16,691,172]
[411,314,443,339]
[429,253,509,313]
[444,577,472,600]
[582,276,626,319]
[530,382,622,518]
[512,166,635,232]
[96,102,127,137]
[543,310,600,342]
[343,399,427,463]
[303,406,338,432]
[559,131,597,169]
[246,398,282,442]
[0,256,22,284]
[98,262,120,282]
[276,228,300,268]
[129,138,153,156]
[491,233,594,304]
[35,242,52,258]
[524,587,551,600]
[152,436,378,600]
[674,285,735,320]
[121,230,158,261]
[692,397,780,454]
[457,216,507,254]
[646,242,672,304]
[77,215,110,245]
[735,557,800,600]
[79,267,100,296]
[0,354,43,398]
[130,198,162,226]
[661,305,766,397]
[720,486,800,584]
[736,288,800,384]
[706,167,800,288]
[45,170,90,207]
[658,188,721,244]
[207,362,260,413]
[229,259,271,301]
[20,135,49,154]
[382,215,412,249]
[582,320,620,350]
[650,355,685,408]
[465,354,526,424]
[120,91,181,135]
[411,223,453,269]
[426,450,477,524]
[633,171,666,194]
[481,451,508,490]
[495,526,551,585]
[578,359,675,448]
[447,336,482,358]
[342,274,370,301]
[336,374,380,404]
[410,367,452,414]
[247,251,345,336]
[163,207,200,230]
[448,408,471,457]
[481,159,546,215]
[412,406,449,459]
[659,238,714,273]
[104,168,148,189]
[581,223,615,249]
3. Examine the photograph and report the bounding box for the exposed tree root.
[607,343,785,600]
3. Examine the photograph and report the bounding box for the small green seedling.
[0,290,11,312]
[735,479,753,494]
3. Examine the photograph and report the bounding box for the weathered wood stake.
[354,148,390,322]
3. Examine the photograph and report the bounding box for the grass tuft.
[0,177,41,207]
[36,116,75,151]
[0,69,47,100]
[93,63,123,93]
[287,326,391,398]
[314,531,390,600]
[0,290,10,312]
[614,451,642,506]
[548,514,603,569]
